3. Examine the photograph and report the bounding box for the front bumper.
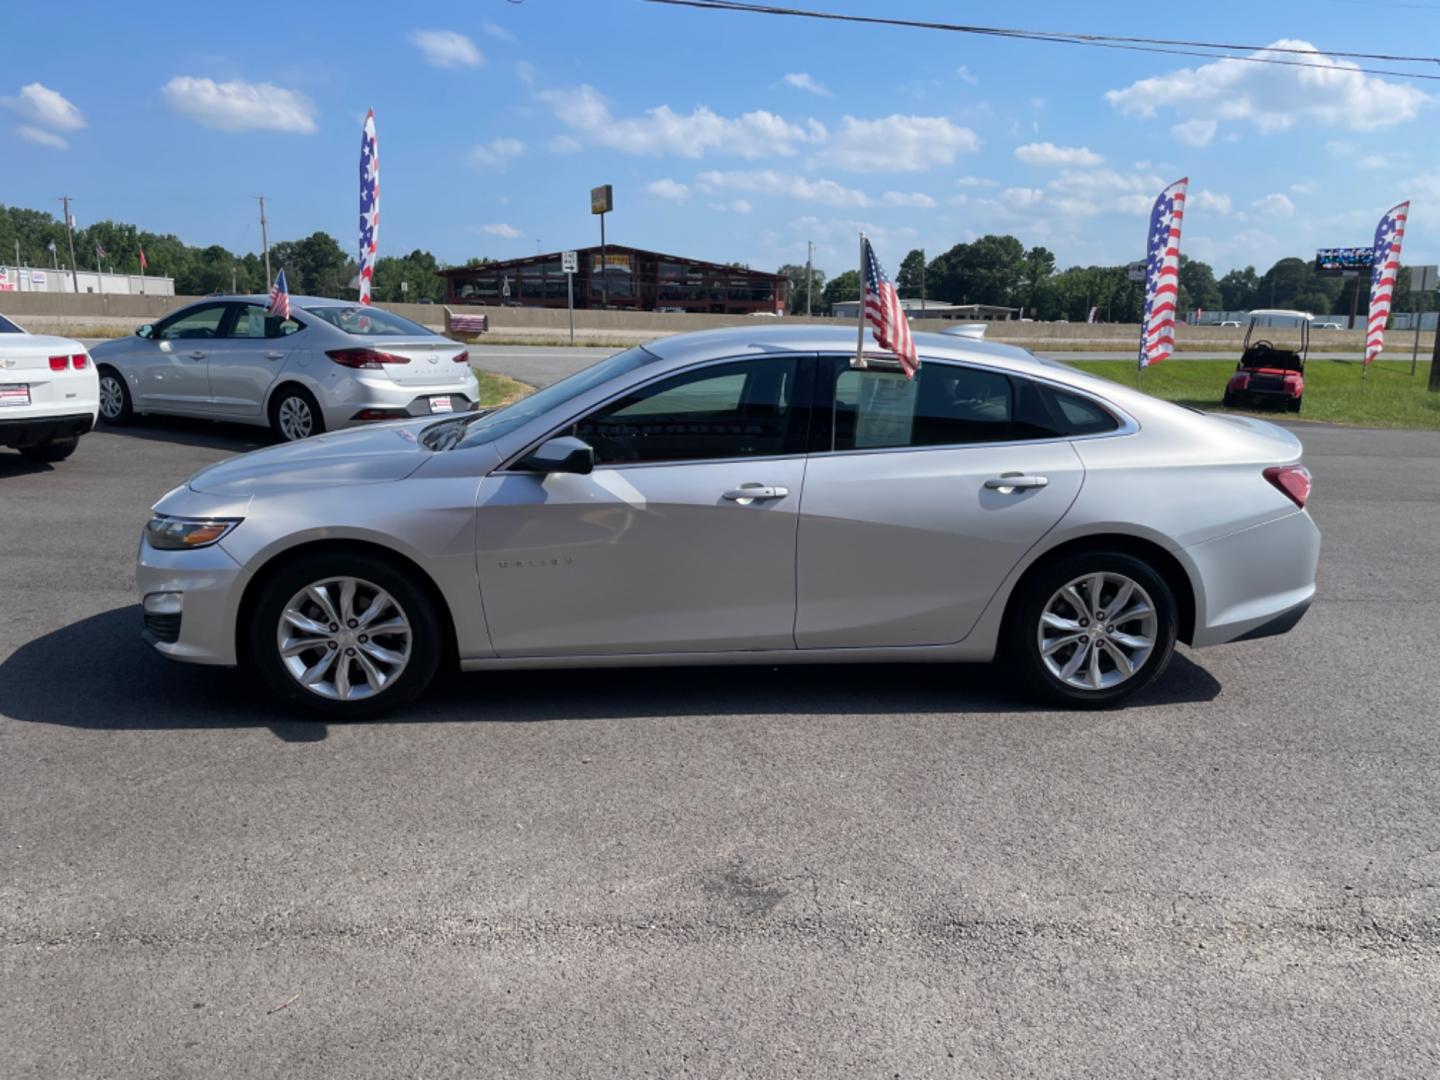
[136,536,246,665]
[0,410,94,448]
[1183,509,1321,647]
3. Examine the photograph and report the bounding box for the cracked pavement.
[1,414,1438,1078]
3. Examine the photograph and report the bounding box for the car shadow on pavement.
[1,606,1224,741]
[0,452,57,476]
[97,415,271,453]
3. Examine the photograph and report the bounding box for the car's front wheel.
[249,551,444,718]
[1011,551,1178,708]
[98,368,133,425]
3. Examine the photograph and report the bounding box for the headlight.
[145,514,242,550]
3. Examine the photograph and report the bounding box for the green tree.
[1020,245,1056,317]
[1178,255,1221,315]
[1218,266,1259,312]
[896,248,926,296]
[822,269,860,310]
[776,262,825,315]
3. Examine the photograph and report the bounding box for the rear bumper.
[317,372,481,432]
[1183,509,1321,647]
[0,411,94,448]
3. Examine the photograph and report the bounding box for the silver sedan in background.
[135,325,1319,719]
[90,295,479,441]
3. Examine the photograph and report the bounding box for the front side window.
[156,304,228,341]
[226,304,302,340]
[574,357,800,465]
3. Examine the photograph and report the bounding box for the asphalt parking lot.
[2,404,1439,1077]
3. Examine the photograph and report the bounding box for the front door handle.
[264,351,285,360]
[984,472,1049,493]
[722,483,790,503]
[188,350,206,360]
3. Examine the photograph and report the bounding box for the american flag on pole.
[358,109,379,306]
[860,234,919,378]
[268,268,290,320]
[94,242,107,260]
[138,247,148,271]
[1138,176,1188,369]
[1364,200,1409,364]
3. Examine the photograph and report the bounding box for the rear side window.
[833,364,1015,450]
[1044,387,1120,436]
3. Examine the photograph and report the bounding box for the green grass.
[1071,358,1440,431]
[473,369,533,407]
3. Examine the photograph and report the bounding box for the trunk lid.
[351,336,469,387]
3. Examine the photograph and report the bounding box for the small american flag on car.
[1138,177,1188,369]
[268,268,290,320]
[859,234,918,378]
[1365,200,1409,364]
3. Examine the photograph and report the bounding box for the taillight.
[71,353,89,369]
[325,348,411,369]
[453,350,470,364]
[1264,464,1311,509]
[49,355,69,371]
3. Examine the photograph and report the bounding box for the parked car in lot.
[137,325,1319,718]
[90,296,480,442]
[0,312,98,462]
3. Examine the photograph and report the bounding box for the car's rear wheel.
[1288,396,1303,413]
[1011,552,1178,708]
[1222,391,1239,408]
[249,552,443,718]
[270,387,324,442]
[18,437,79,462]
[98,368,133,424]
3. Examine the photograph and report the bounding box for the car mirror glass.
[517,436,594,475]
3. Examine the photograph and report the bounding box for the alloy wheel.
[1037,571,1157,691]
[275,576,413,701]
[277,395,314,440]
[99,375,124,420]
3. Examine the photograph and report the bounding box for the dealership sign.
[1315,247,1373,276]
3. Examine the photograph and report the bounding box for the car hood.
[187,420,435,496]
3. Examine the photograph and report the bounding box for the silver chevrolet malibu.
[91,295,479,441]
[136,326,1320,718]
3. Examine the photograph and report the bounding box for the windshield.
[0,314,23,333]
[442,345,658,450]
[303,305,432,337]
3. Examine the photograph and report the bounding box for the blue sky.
[2,0,1437,280]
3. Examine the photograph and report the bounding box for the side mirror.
[517,436,594,475]
[136,324,154,339]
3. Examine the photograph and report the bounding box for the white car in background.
[0,312,99,463]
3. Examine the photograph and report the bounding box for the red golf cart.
[1223,309,1308,413]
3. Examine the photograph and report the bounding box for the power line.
[642,0,1440,81]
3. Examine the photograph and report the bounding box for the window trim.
[496,353,817,473]
[811,354,1136,458]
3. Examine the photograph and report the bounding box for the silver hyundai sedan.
[136,325,1319,718]
[91,296,479,441]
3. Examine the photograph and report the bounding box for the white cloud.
[539,84,823,159]
[817,114,979,172]
[697,169,931,209]
[788,215,918,256]
[1000,187,1045,208]
[481,224,522,239]
[162,76,317,133]
[468,137,525,169]
[1251,192,1295,217]
[646,178,691,202]
[956,65,978,86]
[783,72,831,97]
[1171,119,1217,148]
[409,30,483,69]
[1190,189,1232,215]
[955,175,1000,188]
[16,125,67,149]
[547,134,582,154]
[1,82,85,131]
[1014,142,1103,167]
[482,20,518,46]
[1290,180,1317,195]
[1039,168,1169,219]
[1106,39,1429,133]
[731,199,752,214]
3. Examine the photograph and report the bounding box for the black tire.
[248,550,444,719]
[1288,396,1303,413]
[97,367,134,425]
[1222,392,1239,408]
[269,386,325,442]
[18,437,79,462]
[1009,551,1178,708]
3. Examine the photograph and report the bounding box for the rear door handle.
[188,350,206,360]
[984,473,1049,493]
[264,351,285,360]
[722,483,790,502]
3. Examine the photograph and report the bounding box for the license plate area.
[0,384,31,407]
[429,395,454,413]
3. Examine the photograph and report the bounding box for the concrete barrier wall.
[3,291,1433,354]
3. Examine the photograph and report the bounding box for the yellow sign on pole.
[590,184,613,215]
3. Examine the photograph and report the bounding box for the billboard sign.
[591,253,631,273]
[1126,261,1147,283]
[590,184,613,215]
[1316,247,1373,276]
[1410,264,1438,293]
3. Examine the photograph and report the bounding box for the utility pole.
[58,195,79,293]
[805,240,813,318]
[1430,304,1440,393]
[257,195,271,286]
[919,248,926,306]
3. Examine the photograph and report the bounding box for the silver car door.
[138,302,228,412]
[795,359,1086,649]
[206,303,301,417]
[474,355,811,657]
